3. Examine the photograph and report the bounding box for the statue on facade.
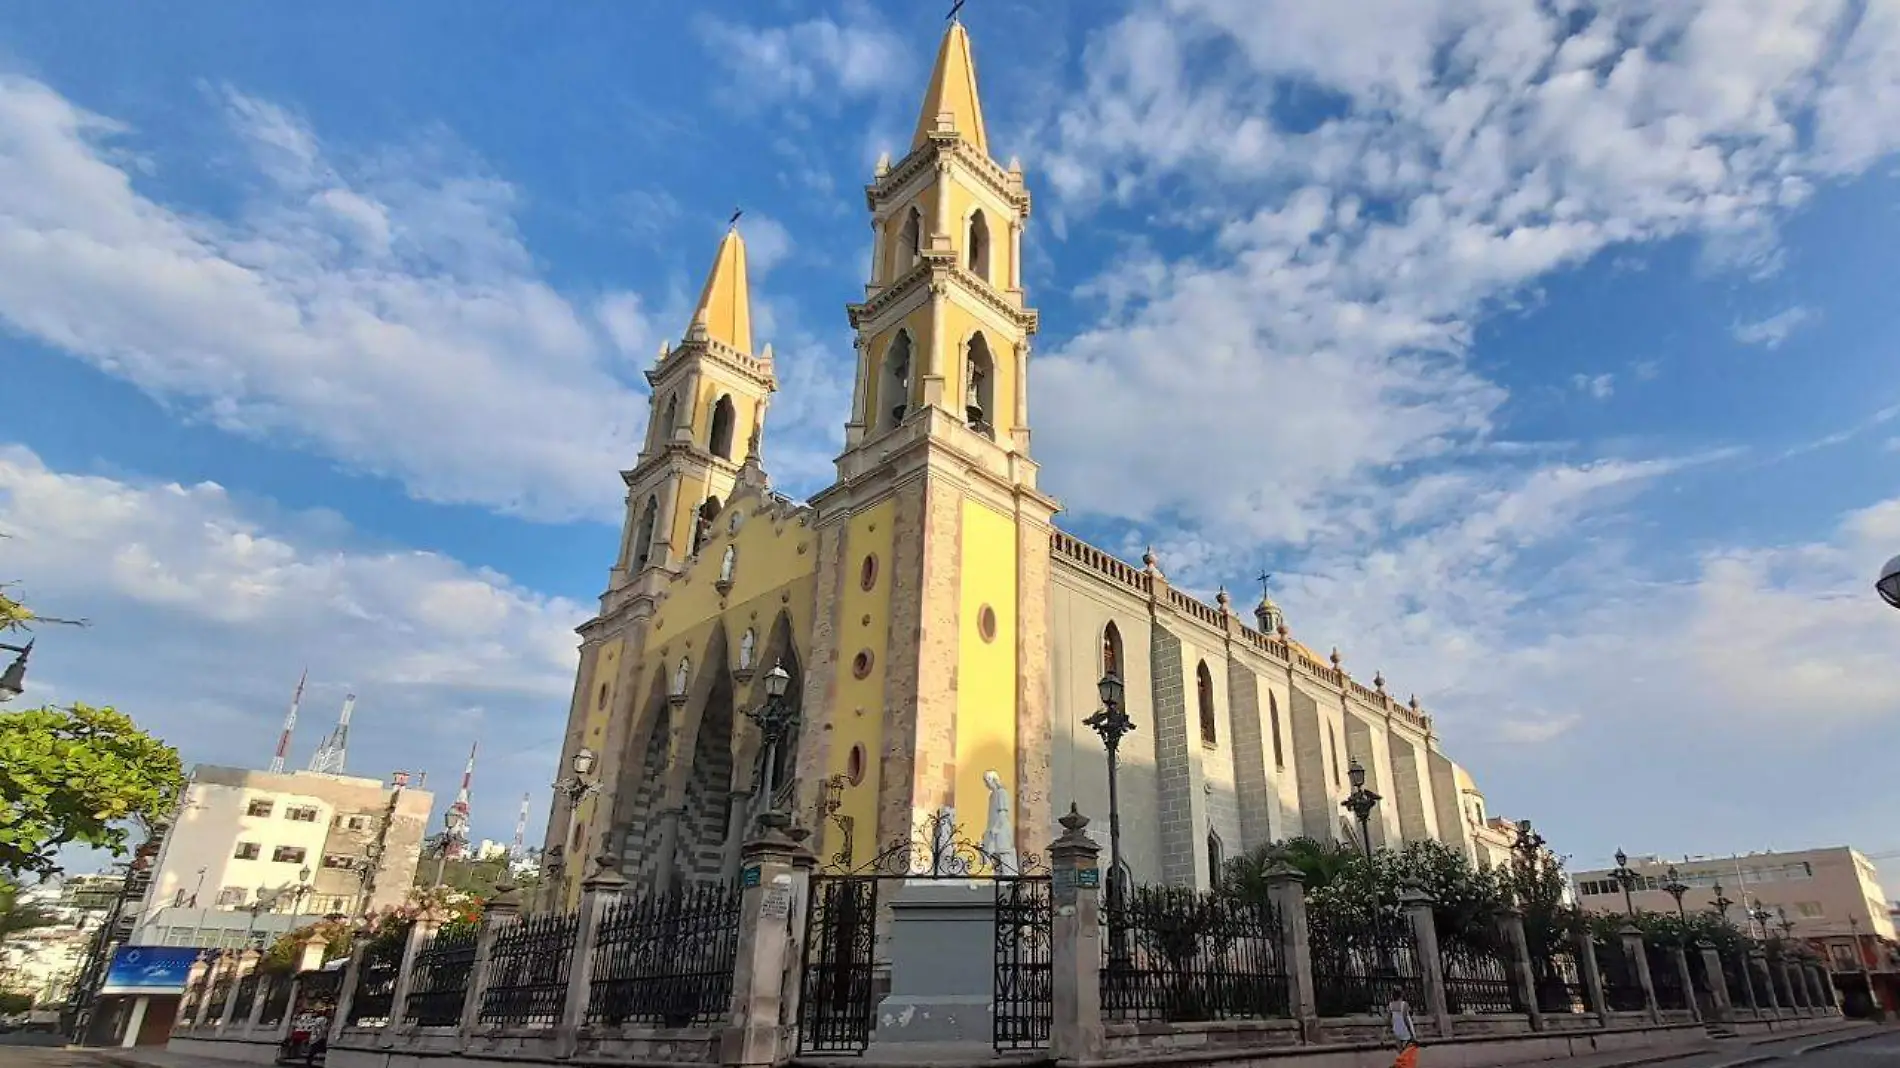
[738,629,755,670]
[719,544,737,584]
[980,770,1018,875]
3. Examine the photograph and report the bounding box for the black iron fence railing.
[994,876,1054,1051]
[1594,938,1646,1013]
[258,972,294,1026]
[479,912,579,1029]
[404,924,479,1028]
[1101,885,1291,1023]
[1531,949,1592,1014]
[1721,951,1754,1007]
[347,923,412,1027]
[588,884,742,1030]
[234,973,261,1020]
[1438,928,1522,1015]
[1309,913,1424,1018]
[293,968,343,1020]
[1646,944,1688,1010]
[206,973,233,1019]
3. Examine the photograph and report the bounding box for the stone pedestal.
[870,880,997,1044]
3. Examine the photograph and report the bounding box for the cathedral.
[541,19,1499,907]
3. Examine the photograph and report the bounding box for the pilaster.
[1265,865,1319,1042]
[558,853,629,1056]
[1401,886,1449,1037]
[1697,942,1732,1022]
[1048,806,1104,1064]
[460,884,522,1045]
[385,914,437,1042]
[719,813,816,1068]
[1500,908,1543,1031]
[1621,925,1659,1024]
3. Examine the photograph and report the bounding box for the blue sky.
[3,1,1899,892]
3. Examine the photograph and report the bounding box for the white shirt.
[1389,999,1415,1043]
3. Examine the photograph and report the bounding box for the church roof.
[690,226,753,355]
[912,19,989,156]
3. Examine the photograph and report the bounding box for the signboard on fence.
[100,946,200,995]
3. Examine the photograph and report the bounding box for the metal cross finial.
[728,207,743,229]
[1256,570,1272,597]
[947,0,965,22]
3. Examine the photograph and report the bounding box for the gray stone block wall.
[1148,624,1196,887]
[1288,686,1333,841]
[622,710,672,885]
[1226,665,1272,849]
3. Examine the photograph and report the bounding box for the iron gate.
[796,812,1052,1056]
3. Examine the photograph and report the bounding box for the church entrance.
[796,812,1051,1056]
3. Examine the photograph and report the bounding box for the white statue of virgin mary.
[980,769,1018,875]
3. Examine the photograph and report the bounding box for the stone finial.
[1260,860,1304,886]
[657,340,669,362]
[488,877,523,914]
[1141,545,1158,569]
[1058,802,1091,838]
[1276,621,1289,639]
[1007,155,1023,175]
[1617,922,1643,938]
[1397,883,1433,908]
[1374,670,1386,692]
[1330,646,1342,668]
[874,151,891,177]
[1409,694,1421,712]
[1215,586,1231,612]
[760,341,774,364]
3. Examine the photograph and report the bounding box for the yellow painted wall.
[954,498,1019,833]
[824,498,897,867]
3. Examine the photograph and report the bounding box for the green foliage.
[0,989,33,1015]
[413,855,528,898]
[0,878,60,944]
[0,703,185,877]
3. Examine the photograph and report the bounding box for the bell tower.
[609,226,776,595]
[804,16,1058,867]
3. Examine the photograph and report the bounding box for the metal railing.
[403,925,478,1027]
[588,884,742,1029]
[478,912,578,1029]
[1101,885,1291,1023]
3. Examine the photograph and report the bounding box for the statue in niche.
[980,770,1018,875]
[673,656,691,698]
[737,629,756,670]
[719,545,737,584]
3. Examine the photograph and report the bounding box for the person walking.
[1388,986,1419,1068]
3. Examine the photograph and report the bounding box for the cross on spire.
[947,0,965,22]
[728,207,743,229]
[1256,570,1273,598]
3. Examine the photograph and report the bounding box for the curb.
[1584,1046,1722,1068]
[1790,1027,1890,1057]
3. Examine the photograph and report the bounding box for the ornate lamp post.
[1710,881,1734,921]
[1776,905,1796,940]
[1749,900,1773,941]
[548,747,599,891]
[743,661,797,805]
[1876,554,1900,610]
[0,638,30,703]
[1341,758,1382,864]
[1661,866,1690,921]
[1083,671,1132,964]
[1610,849,1639,917]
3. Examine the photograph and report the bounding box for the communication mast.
[443,743,476,860]
[510,792,531,861]
[268,669,307,774]
[306,693,355,775]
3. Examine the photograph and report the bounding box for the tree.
[0,878,59,944]
[0,703,184,877]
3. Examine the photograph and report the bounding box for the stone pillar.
[385,914,438,1042]
[192,954,222,1026]
[651,808,684,893]
[219,949,258,1028]
[1787,960,1810,1011]
[1697,942,1731,1022]
[460,884,522,1043]
[1266,865,1319,1042]
[1620,925,1659,1023]
[1672,946,1700,1022]
[720,811,816,1068]
[1048,807,1104,1064]
[720,791,754,883]
[245,973,273,1035]
[558,849,630,1057]
[1500,909,1543,1031]
[275,974,302,1041]
[297,930,330,973]
[1749,948,1780,1019]
[327,942,367,1044]
[1579,931,1610,1026]
[1400,887,1449,1038]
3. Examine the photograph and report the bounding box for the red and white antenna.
[443,742,476,860]
[511,792,531,861]
[268,669,307,774]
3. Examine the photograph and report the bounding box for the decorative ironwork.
[1646,943,1688,1010]
[404,924,478,1027]
[347,924,411,1026]
[1531,948,1592,1014]
[994,877,1053,1050]
[798,877,880,1055]
[1594,937,1646,1012]
[824,809,1040,877]
[205,963,234,1020]
[1439,928,1522,1015]
[1100,885,1290,1023]
[258,973,294,1027]
[1309,913,1422,1017]
[235,972,261,1020]
[478,911,579,1029]
[589,883,742,1029]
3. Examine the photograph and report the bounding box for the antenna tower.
[268,668,307,774]
[306,693,356,775]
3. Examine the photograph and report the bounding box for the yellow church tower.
[802,17,1058,865]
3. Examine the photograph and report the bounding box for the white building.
[132,765,432,949]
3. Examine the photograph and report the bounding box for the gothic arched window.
[661,393,679,444]
[1197,661,1217,745]
[709,394,736,459]
[882,331,913,428]
[1269,691,1284,770]
[900,207,923,268]
[967,210,990,281]
[1207,831,1224,884]
[632,495,659,570]
[1101,621,1123,682]
[965,333,995,436]
[692,496,721,554]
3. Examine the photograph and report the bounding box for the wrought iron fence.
[1531,948,1592,1014]
[206,972,234,1020]
[347,924,412,1026]
[1646,943,1688,1010]
[179,975,208,1022]
[1100,885,1291,1023]
[1594,938,1646,1012]
[478,911,579,1029]
[235,972,261,1020]
[404,924,478,1027]
[1309,910,1423,1018]
[1721,950,1755,1008]
[293,968,344,1019]
[588,883,742,1029]
[258,972,294,1026]
[798,877,880,1055]
[1439,928,1522,1015]
[994,877,1053,1051]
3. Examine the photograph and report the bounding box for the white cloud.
[741,213,794,276]
[0,444,585,844]
[1572,373,1615,400]
[696,11,907,105]
[1731,305,1816,349]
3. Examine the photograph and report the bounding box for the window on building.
[1831,944,1858,970]
[322,853,354,870]
[1269,692,1284,769]
[272,846,307,864]
[964,333,995,435]
[1795,902,1825,918]
[881,331,913,428]
[1207,832,1224,882]
[1197,661,1217,746]
[709,394,736,459]
[216,887,248,907]
[900,208,922,268]
[1101,622,1123,681]
[1327,723,1341,787]
[233,842,260,860]
[692,495,721,554]
[346,815,368,831]
[632,495,659,571]
[967,210,990,281]
[246,799,274,818]
[284,805,318,822]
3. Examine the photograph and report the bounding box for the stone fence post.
[1620,925,1659,1024]
[384,914,438,1043]
[244,972,273,1035]
[1499,908,1543,1031]
[1265,865,1318,1042]
[1672,946,1700,1022]
[720,811,816,1068]
[1048,806,1103,1064]
[1400,887,1449,1038]
[1579,931,1609,1026]
[460,884,522,1046]
[557,849,628,1057]
[220,949,259,1029]
[327,941,368,1044]
[1749,947,1780,1020]
[1696,942,1731,1022]
[193,953,223,1026]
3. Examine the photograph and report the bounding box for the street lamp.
[743,661,797,806]
[1661,866,1690,921]
[1610,849,1639,917]
[1877,554,1900,610]
[1748,900,1773,941]
[0,639,31,703]
[1776,905,1796,940]
[1340,759,1381,864]
[1710,881,1734,921]
[1083,671,1132,963]
[550,747,600,884]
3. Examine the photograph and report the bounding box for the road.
[1583,1027,1900,1068]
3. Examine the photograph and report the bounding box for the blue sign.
[100,946,200,995]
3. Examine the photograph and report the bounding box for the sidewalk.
[77,1048,263,1068]
[1538,1019,1874,1068]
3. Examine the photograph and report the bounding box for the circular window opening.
[852,649,875,679]
[978,605,998,643]
[859,554,879,591]
[847,744,866,785]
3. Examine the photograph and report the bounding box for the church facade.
[541,20,1497,908]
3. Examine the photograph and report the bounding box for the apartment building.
[131,765,432,949]
[1573,847,1894,938]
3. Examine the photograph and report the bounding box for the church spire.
[690,225,753,355]
[911,19,989,156]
